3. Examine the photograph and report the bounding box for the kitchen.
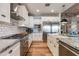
[0,3,79,56]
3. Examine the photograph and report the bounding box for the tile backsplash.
[0,24,26,37]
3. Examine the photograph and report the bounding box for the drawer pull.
[50,41,51,43]
[9,50,13,54]
[54,45,56,47]
[1,14,6,18]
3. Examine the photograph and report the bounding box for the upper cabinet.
[42,16,60,22]
[0,3,10,23]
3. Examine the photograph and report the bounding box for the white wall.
[0,24,26,37]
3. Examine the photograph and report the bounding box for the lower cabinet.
[0,35,32,56]
[20,35,32,56]
[0,42,20,56]
[47,36,59,56]
[20,40,28,56]
[9,43,20,56]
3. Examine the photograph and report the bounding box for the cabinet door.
[47,36,59,56]
[9,42,20,56]
[10,45,20,56]
[47,37,54,55]
[20,40,28,56]
[53,43,59,56]
[0,42,20,56]
[0,3,10,23]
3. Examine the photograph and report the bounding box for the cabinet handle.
[54,45,56,47]
[54,45,59,47]
[50,41,51,43]
[9,50,13,54]
[1,14,6,18]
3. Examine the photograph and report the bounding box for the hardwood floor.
[26,41,52,56]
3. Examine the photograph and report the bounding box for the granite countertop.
[0,32,28,39]
[59,37,79,50]
[0,39,19,53]
[0,36,28,54]
[47,34,79,55]
[57,36,79,55]
[59,40,79,56]
[0,32,29,54]
[48,34,79,50]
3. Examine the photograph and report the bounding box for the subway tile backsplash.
[0,24,26,37]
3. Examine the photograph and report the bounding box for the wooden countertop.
[18,32,28,35]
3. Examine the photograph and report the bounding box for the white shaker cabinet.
[9,42,20,56]
[0,3,10,23]
[42,16,60,22]
[0,42,20,56]
[47,35,59,56]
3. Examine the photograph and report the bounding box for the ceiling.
[63,3,79,14]
[24,3,75,16]
[11,3,75,16]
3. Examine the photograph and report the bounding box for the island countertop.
[47,34,79,56]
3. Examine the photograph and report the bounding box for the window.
[52,25,59,33]
[43,25,51,32]
[43,24,60,34]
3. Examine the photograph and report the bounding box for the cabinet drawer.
[10,45,20,56]
[8,42,20,56]
[0,42,20,56]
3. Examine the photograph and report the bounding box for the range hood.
[11,12,25,20]
[10,3,25,20]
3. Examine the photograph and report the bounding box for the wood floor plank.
[26,41,52,56]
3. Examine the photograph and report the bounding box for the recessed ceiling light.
[36,9,40,12]
[51,9,54,13]
[76,15,79,17]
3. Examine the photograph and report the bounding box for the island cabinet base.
[59,42,76,56]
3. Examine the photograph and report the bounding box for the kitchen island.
[47,34,79,56]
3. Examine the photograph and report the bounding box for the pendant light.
[61,4,68,24]
[61,19,68,23]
